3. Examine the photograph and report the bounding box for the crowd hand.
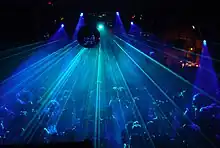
[0,121,4,131]
[118,87,124,91]
[16,98,26,105]
[183,108,189,116]
[0,131,9,139]
[108,100,112,106]
[71,126,77,131]
[44,128,50,135]
[133,97,139,101]
[46,125,57,135]
[112,86,117,90]
[132,123,141,129]
[32,109,36,113]
[189,123,200,131]
[20,111,28,116]
[147,121,154,124]
[8,109,15,116]
[178,90,186,97]
[0,105,6,109]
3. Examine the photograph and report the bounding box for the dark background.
[0,0,219,47]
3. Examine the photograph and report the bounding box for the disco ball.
[77,25,100,48]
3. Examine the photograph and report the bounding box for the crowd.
[0,84,219,148]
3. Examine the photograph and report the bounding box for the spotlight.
[98,24,104,30]
[116,12,119,15]
[80,13,83,17]
[203,40,207,46]
[131,22,134,25]
[61,24,64,28]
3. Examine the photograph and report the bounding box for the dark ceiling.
[0,0,219,43]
